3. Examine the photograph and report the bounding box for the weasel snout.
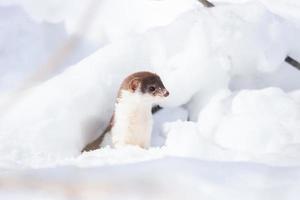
[156,88,169,97]
[162,89,169,97]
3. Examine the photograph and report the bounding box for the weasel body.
[82,71,169,152]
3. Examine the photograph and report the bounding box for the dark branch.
[285,56,300,71]
[198,0,215,7]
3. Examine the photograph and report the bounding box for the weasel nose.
[163,90,169,97]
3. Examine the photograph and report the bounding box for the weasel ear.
[129,79,139,92]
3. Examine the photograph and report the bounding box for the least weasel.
[82,71,169,152]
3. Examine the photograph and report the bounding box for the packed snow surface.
[0,0,300,199]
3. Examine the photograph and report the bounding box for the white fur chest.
[111,90,153,148]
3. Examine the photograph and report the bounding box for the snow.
[0,5,97,93]
[1,0,300,199]
[165,88,300,165]
[2,158,300,200]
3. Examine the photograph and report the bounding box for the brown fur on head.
[120,71,169,97]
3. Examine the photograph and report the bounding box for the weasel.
[82,71,169,152]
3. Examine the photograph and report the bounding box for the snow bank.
[2,158,300,200]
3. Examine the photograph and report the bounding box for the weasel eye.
[149,86,156,92]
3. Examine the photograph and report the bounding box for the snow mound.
[165,88,300,165]
[214,88,299,154]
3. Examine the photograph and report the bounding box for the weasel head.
[120,71,169,102]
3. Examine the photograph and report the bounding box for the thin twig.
[198,0,215,7]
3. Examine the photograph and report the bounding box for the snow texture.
[0,0,300,199]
